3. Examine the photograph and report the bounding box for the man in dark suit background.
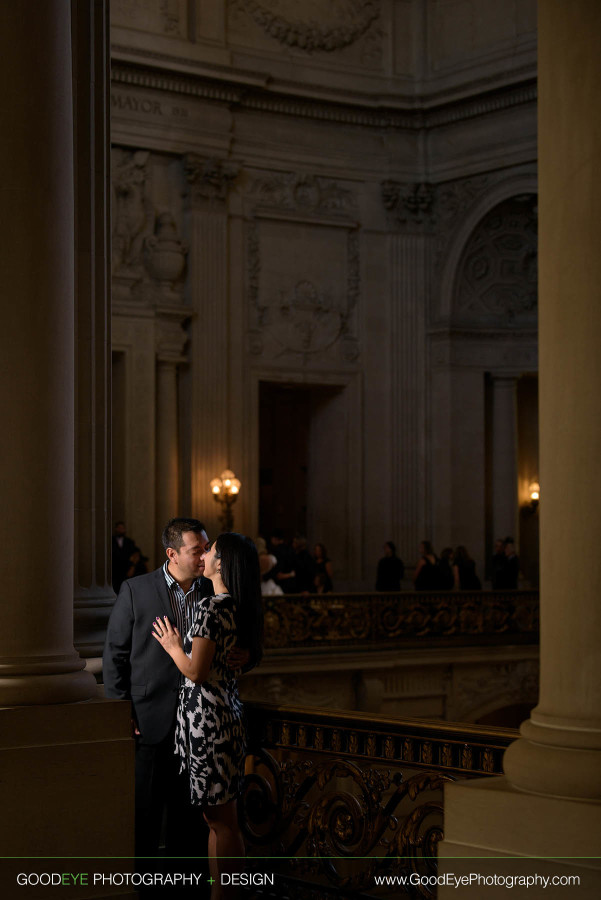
[103,517,251,857]
[111,520,137,594]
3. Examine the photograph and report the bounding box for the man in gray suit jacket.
[103,517,250,856]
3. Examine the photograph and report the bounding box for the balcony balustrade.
[241,702,517,898]
[263,590,539,652]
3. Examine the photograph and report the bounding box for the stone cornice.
[110,58,536,131]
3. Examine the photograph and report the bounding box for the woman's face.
[202,541,221,580]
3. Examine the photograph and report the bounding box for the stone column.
[491,374,518,542]
[72,0,115,660]
[503,0,601,802]
[439,3,601,892]
[0,0,96,705]
[390,232,428,564]
[184,155,238,534]
[155,309,188,558]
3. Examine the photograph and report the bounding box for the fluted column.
[72,0,115,659]
[390,233,428,563]
[491,374,518,542]
[155,358,180,558]
[0,0,96,703]
[184,155,238,532]
[503,0,601,801]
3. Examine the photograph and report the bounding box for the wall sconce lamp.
[210,469,241,532]
[527,481,540,513]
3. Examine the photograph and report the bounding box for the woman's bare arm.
[152,616,215,683]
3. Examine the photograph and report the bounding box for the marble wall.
[109,0,538,586]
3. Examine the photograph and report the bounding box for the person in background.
[314,542,334,593]
[491,537,508,589]
[254,536,283,596]
[292,534,317,594]
[452,545,482,590]
[414,540,440,591]
[269,529,298,593]
[111,520,137,593]
[438,547,455,590]
[375,541,404,591]
[504,537,520,589]
[124,546,148,580]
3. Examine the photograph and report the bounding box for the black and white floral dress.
[175,592,246,806]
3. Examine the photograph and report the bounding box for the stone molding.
[110,61,536,130]
[232,0,380,53]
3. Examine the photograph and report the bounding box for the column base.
[0,667,98,705]
[504,718,601,800]
[438,776,601,898]
[0,700,134,869]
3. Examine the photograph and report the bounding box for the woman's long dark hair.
[214,532,263,666]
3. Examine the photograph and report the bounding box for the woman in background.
[314,542,334,593]
[453,545,482,590]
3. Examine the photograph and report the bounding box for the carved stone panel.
[246,217,360,364]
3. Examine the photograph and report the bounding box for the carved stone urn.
[144,212,188,289]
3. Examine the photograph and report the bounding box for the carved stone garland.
[234,0,380,53]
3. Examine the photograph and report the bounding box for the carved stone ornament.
[144,212,188,300]
[249,172,357,218]
[112,149,153,281]
[233,0,380,53]
[453,194,538,325]
[246,222,360,361]
[184,154,239,206]
[381,180,436,228]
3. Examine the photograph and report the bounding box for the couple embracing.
[103,518,263,893]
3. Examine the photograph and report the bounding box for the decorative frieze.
[248,172,358,219]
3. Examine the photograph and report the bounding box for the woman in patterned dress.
[152,532,263,896]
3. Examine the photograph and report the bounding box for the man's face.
[495,540,504,555]
[115,523,126,537]
[171,530,210,580]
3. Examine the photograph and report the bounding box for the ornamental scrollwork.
[184,154,239,206]
[233,0,380,53]
[240,748,453,897]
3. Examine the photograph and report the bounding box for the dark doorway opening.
[258,381,344,543]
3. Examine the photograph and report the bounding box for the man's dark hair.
[161,518,206,551]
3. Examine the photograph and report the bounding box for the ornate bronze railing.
[263,590,539,651]
[241,702,517,898]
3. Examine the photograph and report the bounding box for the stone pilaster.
[390,232,429,564]
[491,374,519,542]
[0,0,96,705]
[72,0,115,659]
[184,154,238,534]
